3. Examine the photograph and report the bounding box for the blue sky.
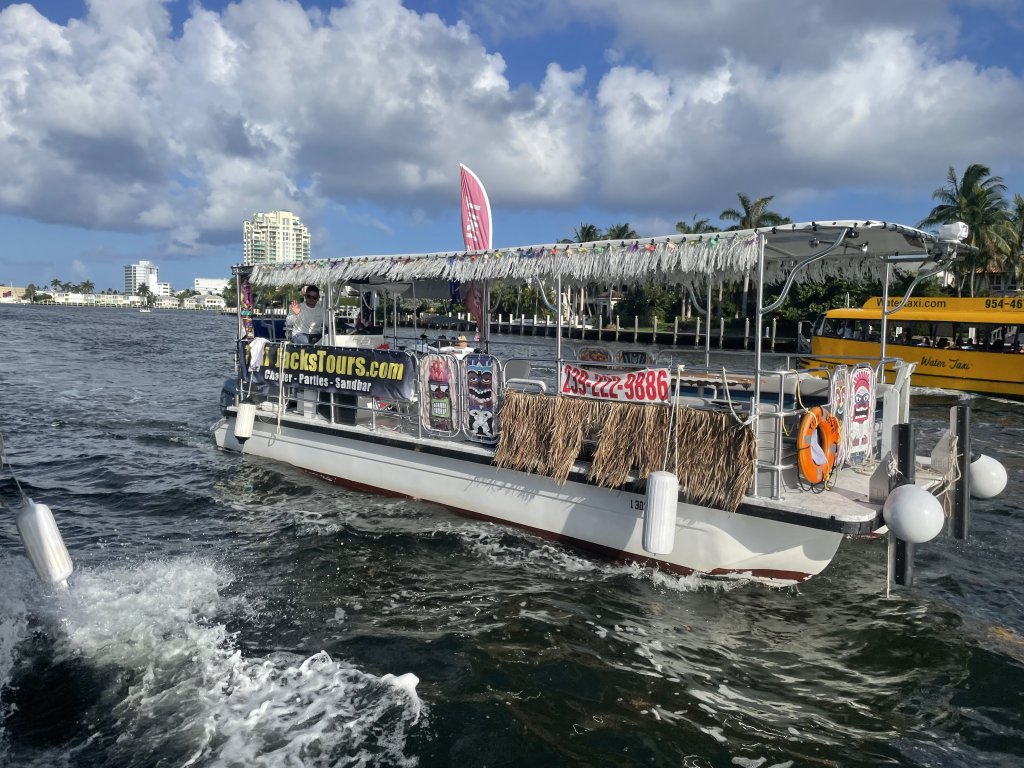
[2,0,1024,292]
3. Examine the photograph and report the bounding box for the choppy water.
[1,304,1022,767]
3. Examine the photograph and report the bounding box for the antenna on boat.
[0,431,74,589]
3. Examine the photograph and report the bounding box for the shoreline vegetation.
[11,166,1023,323]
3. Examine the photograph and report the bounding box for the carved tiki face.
[427,356,453,430]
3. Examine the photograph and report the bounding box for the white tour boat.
[214,221,1004,586]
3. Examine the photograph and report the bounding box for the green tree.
[1003,193,1024,289]
[919,164,1012,296]
[719,193,788,231]
[770,278,880,324]
[24,283,36,301]
[615,282,679,326]
[720,193,790,318]
[573,223,601,243]
[79,280,95,295]
[676,215,720,234]
[176,288,199,308]
[222,278,239,308]
[137,283,153,306]
[572,224,608,322]
[603,223,638,240]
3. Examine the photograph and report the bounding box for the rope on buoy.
[1,430,74,588]
[936,433,961,518]
[0,430,26,500]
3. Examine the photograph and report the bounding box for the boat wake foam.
[0,555,422,767]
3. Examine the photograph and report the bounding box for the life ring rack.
[796,406,841,489]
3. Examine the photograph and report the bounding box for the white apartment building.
[124,260,160,295]
[194,278,229,295]
[243,210,311,266]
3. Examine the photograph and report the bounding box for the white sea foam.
[451,522,623,578]
[13,556,422,767]
[0,554,32,761]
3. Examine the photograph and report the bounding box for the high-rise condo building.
[124,260,160,295]
[243,210,311,266]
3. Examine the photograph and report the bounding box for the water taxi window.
[814,315,835,336]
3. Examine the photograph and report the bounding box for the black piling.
[951,405,972,540]
[892,423,916,587]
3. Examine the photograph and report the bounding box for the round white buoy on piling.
[969,454,1007,500]
[643,471,679,555]
[234,402,257,443]
[16,499,74,586]
[882,484,945,544]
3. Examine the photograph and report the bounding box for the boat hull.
[214,410,844,585]
[807,338,1024,398]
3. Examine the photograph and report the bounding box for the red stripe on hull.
[302,467,813,584]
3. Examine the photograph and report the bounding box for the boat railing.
[236,340,906,501]
[748,365,836,499]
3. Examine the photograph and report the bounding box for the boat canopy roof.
[243,220,970,290]
[826,297,1024,325]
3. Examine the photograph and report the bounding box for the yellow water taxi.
[805,296,1024,398]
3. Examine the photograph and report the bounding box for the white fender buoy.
[970,454,1007,499]
[882,484,945,544]
[16,499,74,587]
[643,471,679,555]
[234,401,257,443]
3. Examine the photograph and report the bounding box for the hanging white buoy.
[882,484,944,544]
[643,471,679,555]
[970,454,1007,499]
[234,401,257,443]
[16,499,74,587]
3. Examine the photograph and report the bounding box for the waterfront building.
[124,260,160,295]
[243,211,311,266]
[194,278,229,295]
[183,294,227,310]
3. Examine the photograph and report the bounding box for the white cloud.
[0,0,1022,253]
[588,9,1024,213]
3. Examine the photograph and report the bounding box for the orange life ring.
[796,406,841,485]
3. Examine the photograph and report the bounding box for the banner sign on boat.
[560,363,671,404]
[845,364,875,466]
[464,353,500,443]
[419,354,462,434]
[241,341,416,401]
[829,364,849,467]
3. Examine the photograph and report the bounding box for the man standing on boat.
[286,284,327,345]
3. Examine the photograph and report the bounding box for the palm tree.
[573,223,601,243]
[1005,193,1024,290]
[80,280,95,295]
[919,164,1011,296]
[676,215,720,235]
[603,223,638,240]
[719,193,788,231]
[137,283,153,306]
[720,193,789,317]
[571,223,606,323]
